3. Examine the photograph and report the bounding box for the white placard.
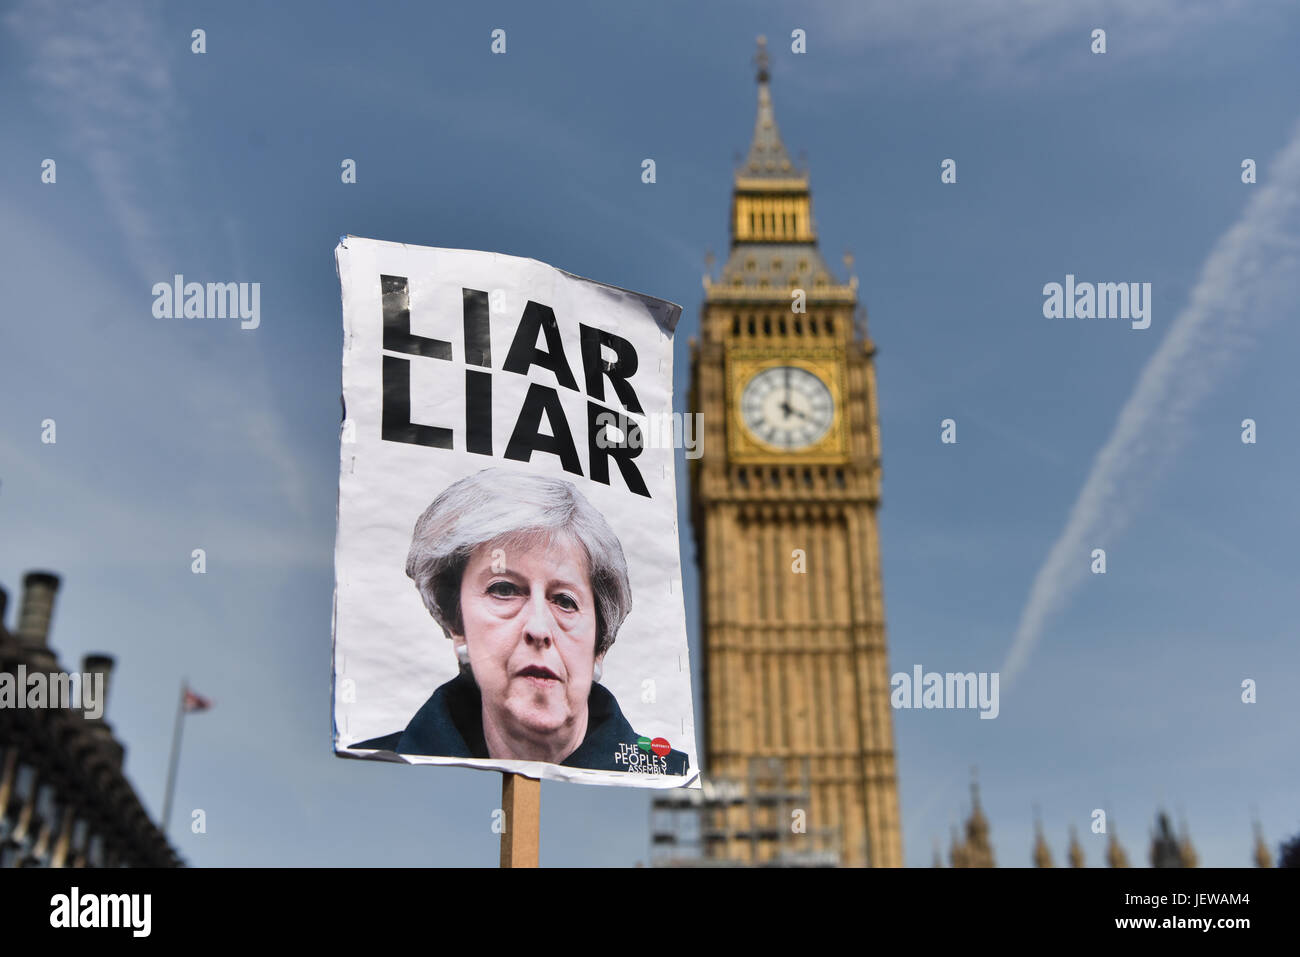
[332,237,698,789]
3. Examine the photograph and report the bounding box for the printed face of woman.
[455,531,602,762]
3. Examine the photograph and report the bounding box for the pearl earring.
[455,644,470,666]
[592,661,603,683]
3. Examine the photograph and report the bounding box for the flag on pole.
[163,681,211,835]
[183,687,212,713]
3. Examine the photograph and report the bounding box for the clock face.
[740,366,835,451]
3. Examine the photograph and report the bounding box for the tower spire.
[742,35,796,178]
[1178,815,1199,868]
[1068,825,1085,868]
[1107,830,1131,868]
[1032,806,1053,868]
[1252,814,1273,868]
[961,768,994,867]
[713,35,847,294]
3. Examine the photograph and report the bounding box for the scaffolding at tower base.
[650,757,842,867]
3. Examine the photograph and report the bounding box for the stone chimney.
[82,654,115,720]
[81,653,125,768]
[18,571,60,646]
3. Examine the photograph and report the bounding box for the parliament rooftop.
[0,572,179,867]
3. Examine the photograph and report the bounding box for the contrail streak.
[1002,120,1300,686]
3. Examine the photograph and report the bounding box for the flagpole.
[161,679,188,837]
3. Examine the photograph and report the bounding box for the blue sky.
[2,0,1298,867]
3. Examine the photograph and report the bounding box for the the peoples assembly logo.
[614,735,672,773]
[49,887,151,937]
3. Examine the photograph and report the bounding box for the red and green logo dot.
[636,735,672,757]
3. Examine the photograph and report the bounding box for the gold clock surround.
[726,347,849,463]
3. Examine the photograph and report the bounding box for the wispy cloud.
[4,0,321,542]
[795,0,1266,87]
[0,432,331,570]
[6,0,181,281]
[1001,117,1300,686]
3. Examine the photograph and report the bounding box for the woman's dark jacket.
[350,671,689,775]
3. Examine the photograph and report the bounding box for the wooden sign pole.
[499,773,540,867]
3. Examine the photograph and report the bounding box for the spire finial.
[740,34,796,177]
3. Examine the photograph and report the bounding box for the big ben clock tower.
[689,37,902,867]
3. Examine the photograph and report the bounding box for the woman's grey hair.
[406,468,632,658]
